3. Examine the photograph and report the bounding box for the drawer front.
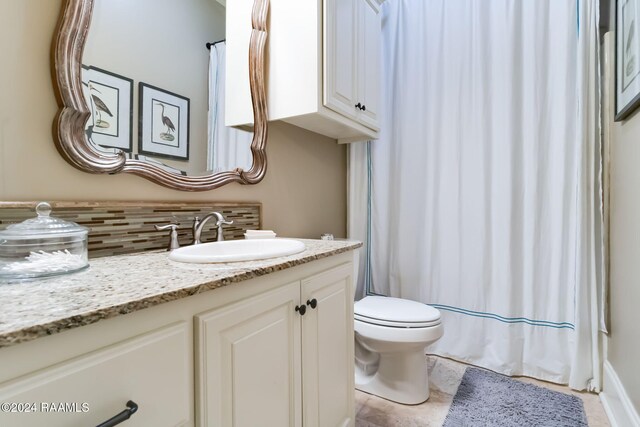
[0,322,191,427]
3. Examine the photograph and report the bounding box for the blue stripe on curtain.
[365,141,373,296]
[429,304,576,329]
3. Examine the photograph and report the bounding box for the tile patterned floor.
[355,355,611,427]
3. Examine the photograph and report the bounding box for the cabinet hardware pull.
[307,299,318,309]
[361,104,366,111]
[96,400,138,427]
[355,102,362,110]
[295,305,307,316]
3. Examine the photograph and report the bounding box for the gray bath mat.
[443,367,588,427]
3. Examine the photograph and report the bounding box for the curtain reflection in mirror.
[207,42,253,173]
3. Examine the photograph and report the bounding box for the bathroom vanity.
[0,239,360,427]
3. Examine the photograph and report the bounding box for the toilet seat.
[355,314,441,328]
[354,296,441,328]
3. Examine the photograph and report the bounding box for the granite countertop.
[0,239,361,349]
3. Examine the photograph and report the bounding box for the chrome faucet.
[192,212,233,244]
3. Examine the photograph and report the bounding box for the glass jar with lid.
[0,202,89,280]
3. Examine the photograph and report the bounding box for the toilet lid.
[354,296,441,328]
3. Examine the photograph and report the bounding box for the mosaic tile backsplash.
[0,202,261,258]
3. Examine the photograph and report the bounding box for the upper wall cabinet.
[227,0,383,143]
[326,0,381,133]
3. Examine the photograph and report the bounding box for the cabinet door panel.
[0,323,191,427]
[325,0,358,119]
[196,282,302,427]
[302,264,355,427]
[358,0,381,130]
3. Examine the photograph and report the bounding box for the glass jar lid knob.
[35,202,52,218]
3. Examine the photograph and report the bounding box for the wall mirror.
[52,0,268,191]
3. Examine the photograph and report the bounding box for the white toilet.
[354,296,444,405]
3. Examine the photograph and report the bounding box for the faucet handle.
[155,223,181,251]
[214,214,233,242]
[210,212,231,225]
[214,213,233,227]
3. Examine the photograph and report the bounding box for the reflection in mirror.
[82,0,253,177]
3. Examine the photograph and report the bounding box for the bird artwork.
[87,83,113,129]
[154,102,176,142]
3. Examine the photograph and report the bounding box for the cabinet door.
[301,264,355,427]
[195,282,302,427]
[324,0,359,119]
[357,0,381,131]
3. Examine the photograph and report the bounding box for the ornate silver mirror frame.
[51,0,268,191]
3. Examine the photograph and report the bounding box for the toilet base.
[355,347,430,405]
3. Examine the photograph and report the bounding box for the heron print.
[84,81,119,136]
[153,101,179,145]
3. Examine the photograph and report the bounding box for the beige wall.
[605,8,640,409]
[0,0,347,238]
[609,113,640,412]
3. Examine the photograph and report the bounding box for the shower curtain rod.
[206,39,226,50]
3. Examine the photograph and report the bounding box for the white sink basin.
[168,238,306,263]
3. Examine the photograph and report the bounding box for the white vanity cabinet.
[0,250,357,427]
[196,263,355,427]
[226,0,383,143]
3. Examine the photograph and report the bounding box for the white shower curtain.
[349,0,603,390]
[207,42,253,173]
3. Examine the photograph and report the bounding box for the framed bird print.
[81,65,133,152]
[616,0,640,120]
[139,83,190,160]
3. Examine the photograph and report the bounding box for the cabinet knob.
[306,299,317,309]
[295,305,307,316]
[355,102,362,110]
[361,104,366,111]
